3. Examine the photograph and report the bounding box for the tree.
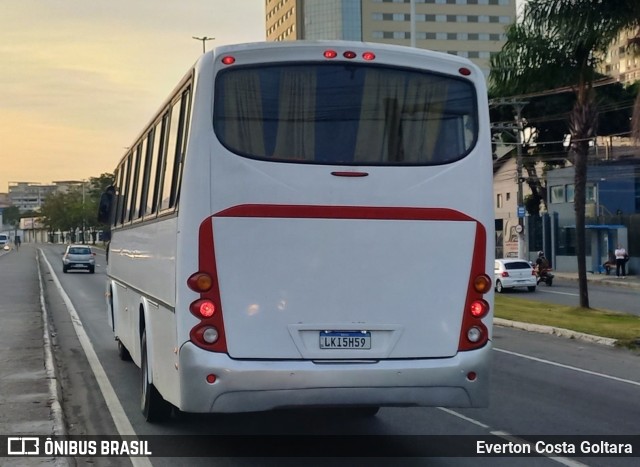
[490,0,640,308]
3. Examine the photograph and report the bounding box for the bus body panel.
[178,341,492,412]
[212,215,476,359]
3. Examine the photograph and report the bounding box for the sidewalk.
[0,245,64,464]
[552,271,640,289]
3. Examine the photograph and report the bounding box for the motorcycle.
[535,266,554,286]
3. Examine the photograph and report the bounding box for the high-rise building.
[602,29,640,85]
[265,0,517,76]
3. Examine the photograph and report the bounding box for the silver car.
[62,245,96,274]
[494,258,536,293]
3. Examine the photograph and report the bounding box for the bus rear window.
[214,63,478,166]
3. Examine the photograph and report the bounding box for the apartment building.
[8,180,85,212]
[601,28,640,85]
[265,0,517,76]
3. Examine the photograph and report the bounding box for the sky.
[0,0,265,192]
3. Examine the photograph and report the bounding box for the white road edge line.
[37,255,69,467]
[437,409,588,467]
[495,348,640,387]
[538,290,579,297]
[39,248,152,467]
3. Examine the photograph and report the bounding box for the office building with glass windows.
[265,0,517,76]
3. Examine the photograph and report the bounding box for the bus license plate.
[319,331,371,350]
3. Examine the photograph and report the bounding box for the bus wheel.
[117,339,132,361]
[140,330,172,422]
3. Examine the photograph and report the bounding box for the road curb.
[494,317,617,347]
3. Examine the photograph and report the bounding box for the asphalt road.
[37,244,640,467]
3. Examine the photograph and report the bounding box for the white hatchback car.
[494,258,536,293]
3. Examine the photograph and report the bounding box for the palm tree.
[490,0,640,308]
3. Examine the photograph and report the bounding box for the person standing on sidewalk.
[615,244,627,278]
[14,235,21,251]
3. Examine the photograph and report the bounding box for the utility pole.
[192,36,214,54]
[490,98,529,259]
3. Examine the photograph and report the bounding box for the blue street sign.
[517,206,526,218]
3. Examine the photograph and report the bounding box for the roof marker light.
[459,67,471,76]
[221,56,236,65]
[343,51,357,59]
[362,52,376,61]
[324,50,338,59]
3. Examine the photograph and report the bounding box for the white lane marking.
[40,249,153,467]
[437,407,490,429]
[438,409,588,467]
[495,348,640,387]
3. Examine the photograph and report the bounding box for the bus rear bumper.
[177,341,492,413]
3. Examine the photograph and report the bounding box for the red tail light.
[470,299,489,318]
[501,271,509,277]
[190,299,216,318]
[343,51,357,59]
[362,52,376,61]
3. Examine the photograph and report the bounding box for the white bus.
[99,41,494,422]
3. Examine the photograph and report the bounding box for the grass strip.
[494,295,640,348]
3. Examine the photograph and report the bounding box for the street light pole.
[192,36,214,54]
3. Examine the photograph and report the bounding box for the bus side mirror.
[98,187,115,224]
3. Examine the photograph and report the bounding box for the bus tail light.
[190,299,216,318]
[473,274,491,294]
[188,217,228,353]
[187,272,213,292]
[458,223,491,352]
[470,299,489,318]
[190,324,220,347]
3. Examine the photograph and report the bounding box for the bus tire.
[141,330,172,422]
[117,339,132,361]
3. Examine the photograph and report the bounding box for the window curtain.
[273,69,317,161]
[354,71,449,163]
[222,71,266,156]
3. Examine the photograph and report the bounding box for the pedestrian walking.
[14,235,21,251]
[614,244,628,278]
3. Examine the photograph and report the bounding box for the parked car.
[62,245,95,273]
[494,258,537,293]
